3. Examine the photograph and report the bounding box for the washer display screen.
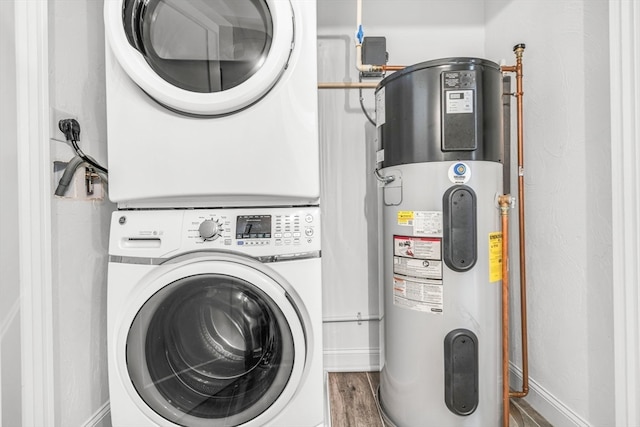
[236,215,272,239]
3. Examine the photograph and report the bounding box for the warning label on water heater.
[489,232,503,282]
[393,277,443,313]
[392,235,443,314]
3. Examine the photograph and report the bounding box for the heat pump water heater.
[376,58,508,426]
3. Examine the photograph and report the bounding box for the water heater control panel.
[441,70,479,152]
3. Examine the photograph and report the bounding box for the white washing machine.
[107,207,323,426]
[104,0,319,208]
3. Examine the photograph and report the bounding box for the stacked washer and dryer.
[103,1,323,426]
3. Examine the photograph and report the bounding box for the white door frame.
[609,0,640,425]
[14,0,56,425]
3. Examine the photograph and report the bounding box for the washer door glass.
[123,0,273,93]
[127,273,294,426]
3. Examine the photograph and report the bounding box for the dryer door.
[121,256,307,427]
[104,0,294,116]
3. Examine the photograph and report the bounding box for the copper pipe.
[502,44,530,399]
[317,82,379,89]
[498,195,512,427]
[511,43,529,399]
[317,68,405,89]
[382,65,405,71]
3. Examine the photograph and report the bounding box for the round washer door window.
[126,273,299,426]
[105,0,294,115]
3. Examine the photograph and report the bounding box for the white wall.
[48,1,115,425]
[0,1,22,425]
[485,1,614,425]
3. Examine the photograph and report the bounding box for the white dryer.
[107,207,323,426]
[104,0,319,208]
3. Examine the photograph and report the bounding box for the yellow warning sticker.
[489,232,503,282]
[397,211,414,226]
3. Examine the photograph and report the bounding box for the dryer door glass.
[123,0,273,93]
[126,274,295,426]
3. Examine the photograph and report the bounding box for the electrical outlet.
[50,107,78,142]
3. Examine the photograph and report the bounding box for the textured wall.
[485,0,614,425]
[48,1,115,425]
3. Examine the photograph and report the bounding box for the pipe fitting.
[513,43,526,57]
[497,194,514,213]
[374,168,395,184]
[498,194,512,207]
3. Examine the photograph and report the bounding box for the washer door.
[121,256,307,426]
[104,0,294,116]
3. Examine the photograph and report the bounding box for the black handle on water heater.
[444,329,479,416]
[442,185,477,271]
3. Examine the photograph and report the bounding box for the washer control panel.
[185,207,321,254]
[110,207,321,258]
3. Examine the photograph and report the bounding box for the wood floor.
[327,371,386,427]
[327,372,553,427]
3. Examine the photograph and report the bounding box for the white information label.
[394,256,442,280]
[448,162,472,184]
[446,90,473,114]
[413,211,443,236]
[393,276,443,314]
[393,235,444,312]
[394,235,442,260]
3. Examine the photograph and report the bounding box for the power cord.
[358,73,377,126]
[54,118,108,196]
[58,118,108,174]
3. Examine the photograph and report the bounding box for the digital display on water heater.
[236,215,272,239]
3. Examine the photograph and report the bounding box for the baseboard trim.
[81,401,110,427]
[323,348,380,372]
[509,363,591,427]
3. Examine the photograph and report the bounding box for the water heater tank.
[376,58,506,426]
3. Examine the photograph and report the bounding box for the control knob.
[199,219,221,241]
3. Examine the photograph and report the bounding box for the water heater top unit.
[376,57,505,168]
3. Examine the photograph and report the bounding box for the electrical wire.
[58,118,108,174]
[358,74,377,126]
[70,138,108,174]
